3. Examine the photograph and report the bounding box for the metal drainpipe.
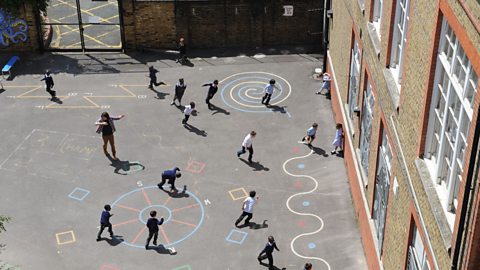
[322,0,330,73]
[451,106,480,269]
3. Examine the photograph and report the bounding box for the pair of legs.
[158,176,176,192]
[237,146,253,162]
[97,223,114,240]
[182,114,190,124]
[258,253,274,269]
[46,86,56,99]
[145,231,158,248]
[331,145,343,154]
[171,94,183,105]
[235,211,253,226]
[149,77,165,89]
[102,134,116,159]
[261,93,272,105]
[176,53,186,64]
[302,135,315,146]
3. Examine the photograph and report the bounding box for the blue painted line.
[286,111,292,118]
[308,242,316,249]
[68,187,90,201]
[297,163,305,169]
[112,186,205,249]
[303,201,310,207]
[234,79,284,104]
[225,229,248,245]
[221,76,286,113]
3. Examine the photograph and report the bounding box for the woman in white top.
[237,131,256,163]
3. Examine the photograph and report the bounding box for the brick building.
[1,0,323,52]
[325,0,480,269]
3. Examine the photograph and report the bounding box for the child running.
[182,102,196,125]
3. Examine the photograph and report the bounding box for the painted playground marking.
[220,72,292,114]
[6,85,145,109]
[100,265,119,270]
[171,265,192,270]
[111,186,204,249]
[225,229,248,245]
[68,187,91,201]
[185,160,206,174]
[283,150,331,270]
[55,230,76,245]
[228,187,248,201]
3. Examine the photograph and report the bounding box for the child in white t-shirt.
[182,102,196,125]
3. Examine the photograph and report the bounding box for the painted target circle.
[220,72,292,112]
[111,186,204,249]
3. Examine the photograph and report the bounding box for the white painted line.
[0,129,36,169]
[283,150,331,270]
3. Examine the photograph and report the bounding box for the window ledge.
[415,158,453,250]
[367,22,381,59]
[382,68,400,110]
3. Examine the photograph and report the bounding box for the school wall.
[121,0,323,50]
[0,4,40,52]
[327,0,480,269]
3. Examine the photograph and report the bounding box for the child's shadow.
[108,156,145,175]
[184,123,207,137]
[147,244,177,255]
[209,103,230,115]
[150,88,169,100]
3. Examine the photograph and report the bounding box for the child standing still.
[171,78,187,106]
[331,123,344,154]
[145,210,164,249]
[182,102,196,125]
[316,72,331,95]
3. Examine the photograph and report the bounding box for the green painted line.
[171,265,191,270]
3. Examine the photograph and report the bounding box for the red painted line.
[112,218,138,228]
[159,226,170,244]
[116,204,141,212]
[171,203,199,212]
[170,219,197,228]
[142,188,152,206]
[163,196,172,206]
[131,227,147,245]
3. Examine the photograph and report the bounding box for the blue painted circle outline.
[235,81,284,104]
[220,75,289,113]
[111,186,205,249]
[138,205,173,225]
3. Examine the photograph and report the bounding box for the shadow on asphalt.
[239,159,270,171]
[183,123,207,137]
[108,156,145,175]
[309,145,329,157]
[209,103,230,115]
[148,244,177,255]
[98,235,124,247]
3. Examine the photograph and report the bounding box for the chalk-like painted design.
[283,150,331,270]
[0,9,28,47]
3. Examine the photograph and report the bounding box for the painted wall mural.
[0,9,28,47]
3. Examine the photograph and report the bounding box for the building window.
[424,18,478,215]
[372,0,384,38]
[406,224,431,270]
[348,37,361,120]
[373,127,393,255]
[389,0,410,86]
[360,79,375,177]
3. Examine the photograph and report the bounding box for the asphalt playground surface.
[0,50,367,270]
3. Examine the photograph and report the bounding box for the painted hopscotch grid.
[56,230,76,245]
[228,187,248,201]
[225,229,248,245]
[68,187,91,201]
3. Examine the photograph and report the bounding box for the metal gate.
[40,0,123,51]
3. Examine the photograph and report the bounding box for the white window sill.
[367,22,381,59]
[382,68,401,110]
[414,158,453,250]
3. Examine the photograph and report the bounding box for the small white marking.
[137,181,143,187]
[204,199,211,205]
[100,105,110,109]
[137,95,147,99]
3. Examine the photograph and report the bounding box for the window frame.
[348,36,362,120]
[360,78,375,178]
[389,0,411,87]
[424,18,478,216]
[371,0,384,38]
